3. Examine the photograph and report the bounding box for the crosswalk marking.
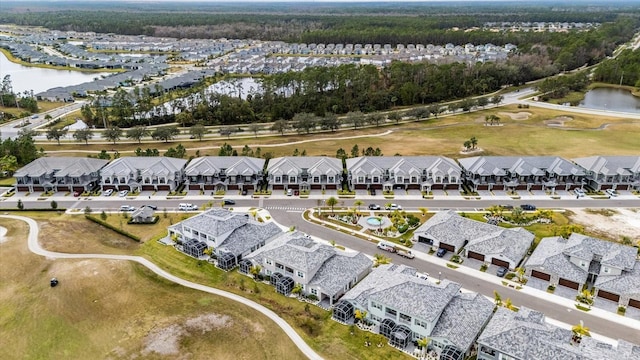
[264,206,308,211]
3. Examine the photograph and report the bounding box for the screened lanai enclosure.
[238,259,252,275]
[270,272,283,286]
[440,345,463,360]
[276,276,294,295]
[380,318,396,339]
[332,301,354,323]
[217,253,237,271]
[390,324,412,348]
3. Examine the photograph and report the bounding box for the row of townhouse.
[12,155,640,194]
[166,208,640,359]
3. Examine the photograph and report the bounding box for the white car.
[119,190,129,197]
[119,205,135,212]
[385,204,402,211]
[178,203,198,211]
[574,189,585,197]
[287,189,293,196]
[605,189,618,197]
[103,189,114,196]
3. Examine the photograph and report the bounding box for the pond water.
[0,51,111,94]
[578,87,640,114]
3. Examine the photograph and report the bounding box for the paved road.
[0,101,86,140]
[1,214,323,360]
[271,208,640,344]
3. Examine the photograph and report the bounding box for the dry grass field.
[0,213,409,360]
[0,216,308,360]
[39,104,640,160]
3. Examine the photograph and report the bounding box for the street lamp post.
[438,271,442,282]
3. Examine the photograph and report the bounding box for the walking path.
[0,214,323,360]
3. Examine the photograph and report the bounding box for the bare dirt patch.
[141,313,232,356]
[498,111,532,120]
[545,116,573,127]
[566,208,640,241]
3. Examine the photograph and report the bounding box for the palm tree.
[503,298,517,311]
[493,290,502,306]
[417,337,430,357]
[353,199,363,212]
[515,267,526,283]
[291,284,303,296]
[572,320,591,343]
[354,309,368,323]
[418,207,428,216]
[249,265,262,280]
[373,253,391,267]
[326,196,338,214]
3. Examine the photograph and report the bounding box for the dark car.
[142,204,158,210]
[50,277,59,287]
[368,204,381,210]
[496,267,508,277]
[223,199,236,205]
[520,204,536,211]
[500,204,514,210]
[436,248,448,257]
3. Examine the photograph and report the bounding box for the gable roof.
[171,208,249,237]
[346,156,461,176]
[466,227,534,266]
[267,157,342,176]
[564,233,636,270]
[342,264,461,323]
[573,156,640,176]
[185,156,264,177]
[247,231,336,273]
[307,251,372,296]
[430,292,494,352]
[478,307,640,360]
[595,262,640,297]
[100,157,187,177]
[458,156,584,177]
[525,236,588,284]
[217,221,283,257]
[14,157,108,178]
[413,210,498,249]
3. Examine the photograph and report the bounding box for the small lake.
[0,51,111,94]
[578,87,640,114]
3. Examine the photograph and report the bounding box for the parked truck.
[397,249,415,259]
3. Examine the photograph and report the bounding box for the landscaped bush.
[397,224,409,233]
[480,264,488,272]
[505,273,516,280]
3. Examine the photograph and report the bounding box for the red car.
[73,191,81,197]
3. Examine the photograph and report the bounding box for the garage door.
[531,270,550,281]
[597,290,620,302]
[558,278,579,290]
[629,298,640,309]
[491,258,510,268]
[439,243,455,252]
[417,236,433,245]
[468,251,485,261]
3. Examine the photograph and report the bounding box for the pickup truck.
[397,249,415,259]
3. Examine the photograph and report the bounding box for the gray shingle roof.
[14,157,108,177]
[478,307,640,360]
[308,252,372,296]
[171,208,249,237]
[572,156,640,176]
[525,236,587,284]
[217,221,282,257]
[267,156,342,175]
[430,292,494,352]
[564,233,636,271]
[413,210,500,250]
[346,156,461,176]
[100,157,186,177]
[247,231,336,273]
[458,156,584,177]
[342,264,461,323]
[595,262,640,297]
[185,156,264,176]
[466,227,534,267]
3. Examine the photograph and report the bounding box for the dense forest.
[592,49,640,87]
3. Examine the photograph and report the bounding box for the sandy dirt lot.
[567,208,640,241]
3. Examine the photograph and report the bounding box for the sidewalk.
[305,208,640,336]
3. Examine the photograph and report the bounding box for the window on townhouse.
[399,313,411,323]
[266,269,271,275]
[285,266,294,274]
[297,271,304,278]
[414,318,428,329]
[313,177,319,183]
[119,177,126,183]
[371,302,383,311]
[358,176,364,183]
[411,177,417,183]
[373,177,379,183]
[603,267,609,273]
[289,176,296,183]
[480,346,496,356]
[265,259,272,265]
[328,176,334,183]
[385,307,397,317]
[311,288,317,295]
[397,176,404,183]
[275,263,284,270]
[275,176,281,183]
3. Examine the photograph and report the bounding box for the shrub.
[480,264,488,272]
[505,273,516,280]
[85,215,141,242]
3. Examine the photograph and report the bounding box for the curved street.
[0,214,323,360]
